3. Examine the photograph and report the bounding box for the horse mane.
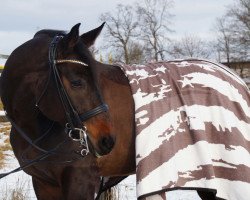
[33,29,67,38]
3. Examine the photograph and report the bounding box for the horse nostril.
[100,136,115,153]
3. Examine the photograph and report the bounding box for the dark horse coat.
[0,23,122,200]
[118,59,250,200]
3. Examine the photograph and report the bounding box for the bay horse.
[0,23,133,200]
[2,22,249,200]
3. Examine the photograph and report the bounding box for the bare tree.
[107,41,145,64]
[0,54,9,59]
[89,46,99,59]
[213,0,250,62]
[99,4,139,64]
[128,42,145,64]
[136,0,174,61]
[213,17,233,63]
[168,34,211,59]
[227,0,250,61]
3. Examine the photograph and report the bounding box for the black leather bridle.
[46,35,109,155]
[0,35,109,179]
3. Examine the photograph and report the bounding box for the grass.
[0,121,29,200]
[0,123,12,169]
[1,138,12,151]
[100,188,118,200]
[0,178,30,200]
[0,121,30,200]
[0,154,5,169]
[0,99,4,110]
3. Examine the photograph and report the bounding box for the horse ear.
[80,22,105,47]
[62,23,81,48]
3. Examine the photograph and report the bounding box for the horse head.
[0,23,135,199]
[2,23,115,156]
[44,23,116,156]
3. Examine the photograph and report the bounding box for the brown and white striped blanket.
[118,59,250,200]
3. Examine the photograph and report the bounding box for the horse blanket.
[118,59,250,200]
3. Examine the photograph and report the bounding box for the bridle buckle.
[68,125,89,156]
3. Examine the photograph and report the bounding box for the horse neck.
[8,82,58,139]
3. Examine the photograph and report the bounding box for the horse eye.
[71,80,83,88]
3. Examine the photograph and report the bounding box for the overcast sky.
[0,0,235,58]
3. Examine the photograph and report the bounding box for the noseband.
[46,35,108,156]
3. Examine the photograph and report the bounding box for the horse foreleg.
[32,177,63,200]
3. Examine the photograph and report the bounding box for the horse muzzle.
[98,135,115,155]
